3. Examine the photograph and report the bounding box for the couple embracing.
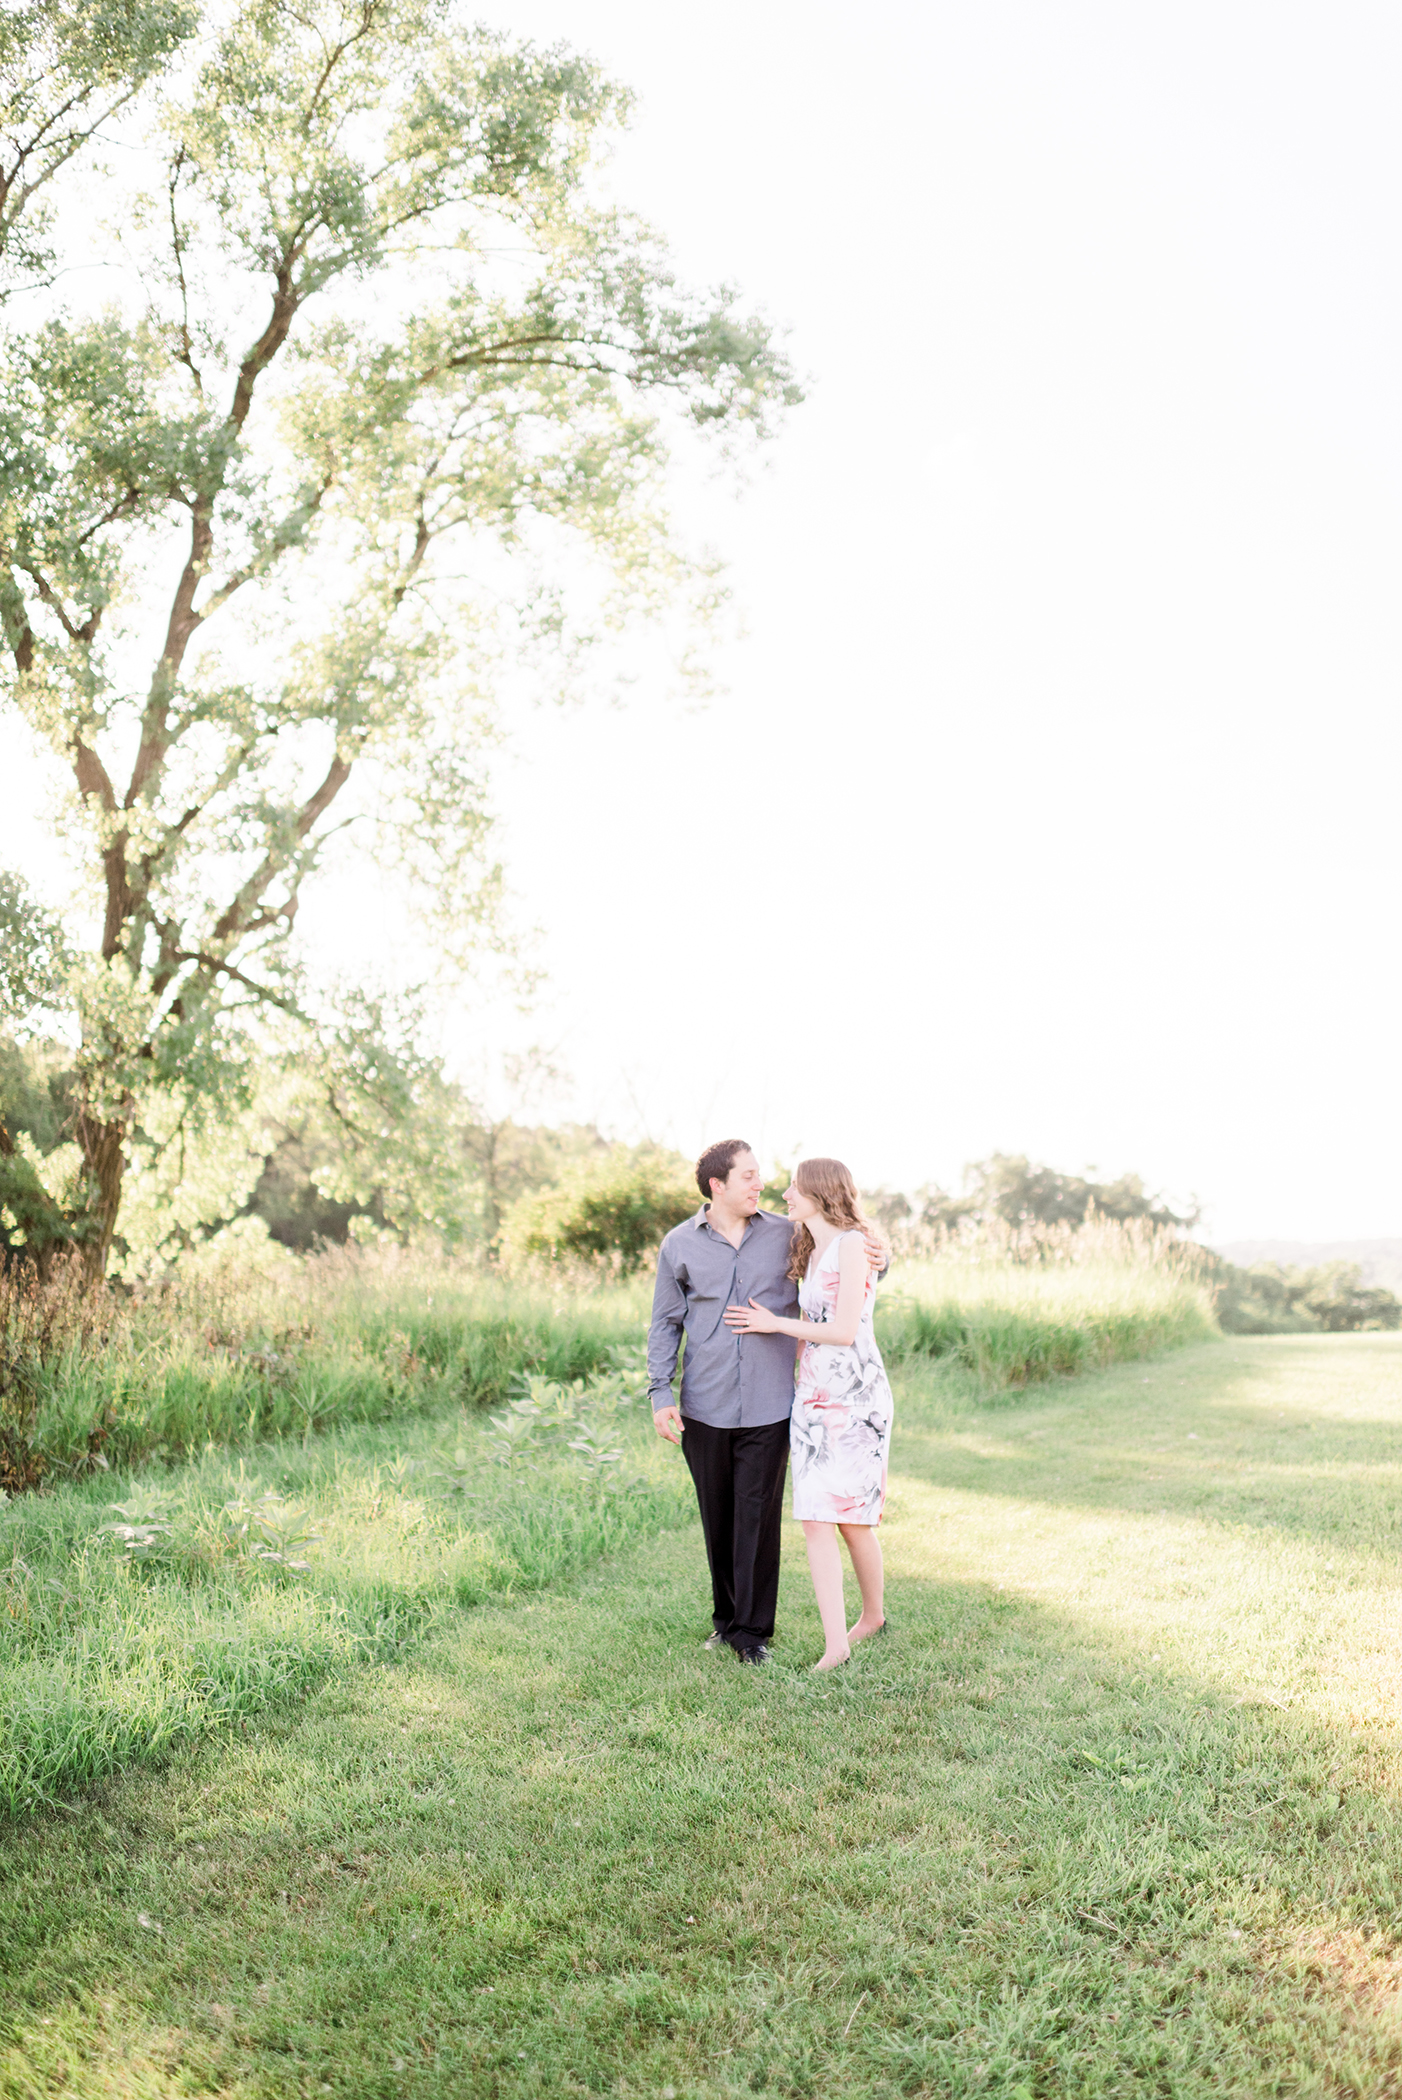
[648,1139,893,1671]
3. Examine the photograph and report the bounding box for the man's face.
[713,1149,764,1214]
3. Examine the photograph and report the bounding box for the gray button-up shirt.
[647,1205,800,1429]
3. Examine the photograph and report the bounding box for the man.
[648,1139,882,1665]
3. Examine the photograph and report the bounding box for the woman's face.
[784,1179,822,1224]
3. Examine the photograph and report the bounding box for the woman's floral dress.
[790,1229,893,1525]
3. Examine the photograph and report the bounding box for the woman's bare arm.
[722,1233,868,1346]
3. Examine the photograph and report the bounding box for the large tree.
[0,0,797,1274]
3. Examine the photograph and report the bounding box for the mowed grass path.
[6,1335,1402,2098]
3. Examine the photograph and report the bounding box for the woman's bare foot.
[848,1615,886,1643]
[813,1648,851,1671]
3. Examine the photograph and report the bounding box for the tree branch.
[72,737,116,812]
[165,144,201,394]
[165,742,254,840]
[171,947,304,1013]
[72,485,147,556]
[302,1,380,135]
[195,473,336,620]
[210,749,354,948]
[18,559,84,641]
[227,258,303,434]
[0,563,35,674]
[0,80,146,247]
[123,205,323,818]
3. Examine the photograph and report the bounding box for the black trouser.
[682,1416,791,1653]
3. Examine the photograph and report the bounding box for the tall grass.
[879,1217,1218,1389]
[2,1248,650,1486]
[1,1223,1219,1490]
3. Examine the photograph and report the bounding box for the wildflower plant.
[219,1492,322,1575]
[481,1347,649,1485]
[97,1491,175,1562]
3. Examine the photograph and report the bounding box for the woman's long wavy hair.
[785,1157,884,1282]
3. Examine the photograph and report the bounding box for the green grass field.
[5,1332,1402,2097]
[0,1350,690,1814]
[0,1252,1214,1812]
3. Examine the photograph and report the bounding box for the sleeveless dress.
[790,1230,894,1524]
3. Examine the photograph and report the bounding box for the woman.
[723,1158,893,1669]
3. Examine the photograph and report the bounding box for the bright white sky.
[6,0,1401,1240]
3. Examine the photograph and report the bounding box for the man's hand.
[653,1404,684,1445]
[862,1225,888,1277]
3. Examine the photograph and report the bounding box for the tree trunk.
[77,1112,127,1281]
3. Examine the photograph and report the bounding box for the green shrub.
[500,1148,696,1273]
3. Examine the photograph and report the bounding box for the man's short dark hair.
[695,1138,754,1201]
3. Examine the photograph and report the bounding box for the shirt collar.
[693,1203,782,1233]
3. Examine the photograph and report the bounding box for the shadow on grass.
[894,1335,1402,1558]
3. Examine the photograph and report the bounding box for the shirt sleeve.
[647,1241,686,1411]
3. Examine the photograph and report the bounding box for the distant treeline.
[870,1154,1399,1335]
[2,1039,1397,1332]
[861,1152,1199,1238]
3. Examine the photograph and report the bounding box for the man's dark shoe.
[735,1642,770,1666]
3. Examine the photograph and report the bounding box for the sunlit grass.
[0,1375,690,1815]
[0,1235,1209,1824]
[0,1238,1219,1821]
[6,1338,1402,2095]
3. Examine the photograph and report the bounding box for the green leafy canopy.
[0,0,800,1270]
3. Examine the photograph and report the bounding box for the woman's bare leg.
[838,1522,885,1639]
[802,1521,851,1667]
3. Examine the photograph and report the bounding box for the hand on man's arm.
[861,1224,890,1278]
